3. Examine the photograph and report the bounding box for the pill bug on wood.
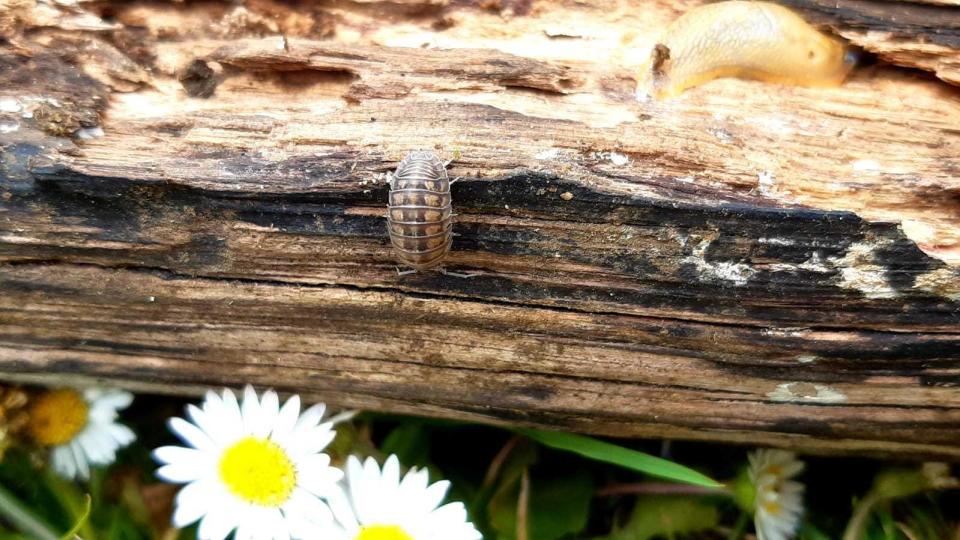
[387,151,470,276]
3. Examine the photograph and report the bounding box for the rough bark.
[1,0,959,458]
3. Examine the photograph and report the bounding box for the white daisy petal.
[220,389,244,432]
[107,423,136,447]
[257,390,280,438]
[173,481,213,527]
[94,389,133,411]
[382,454,401,490]
[155,387,345,539]
[156,462,206,483]
[298,455,342,497]
[296,427,336,456]
[432,501,469,523]
[285,487,333,525]
[331,454,480,540]
[69,441,90,480]
[51,446,77,479]
[325,409,359,426]
[748,449,805,540]
[187,403,233,448]
[198,507,237,540]
[263,507,289,540]
[76,431,109,464]
[327,488,361,533]
[154,445,209,467]
[241,385,262,435]
[420,480,451,513]
[169,417,215,451]
[294,403,327,432]
[272,395,300,444]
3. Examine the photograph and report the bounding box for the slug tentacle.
[636,1,856,99]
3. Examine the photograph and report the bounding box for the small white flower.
[749,449,805,540]
[154,386,344,540]
[26,387,135,480]
[327,454,482,540]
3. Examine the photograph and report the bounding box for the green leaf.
[59,495,91,540]
[488,466,593,540]
[528,469,593,540]
[0,483,60,540]
[381,422,431,468]
[518,429,722,488]
[602,495,720,540]
[798,523,833,540]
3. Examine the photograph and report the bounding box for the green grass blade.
[59,494,91,540]
[517,428,722,488]
[0,483,60,540]
[42,473,97,540]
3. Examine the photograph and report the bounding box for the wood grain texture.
[1,0,959,457]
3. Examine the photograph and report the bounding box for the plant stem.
[843,492,883,540]
[516,469,530,540]
[727,512,750,540]
[482,435,522,490]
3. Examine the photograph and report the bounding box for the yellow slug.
[636,1,856,99]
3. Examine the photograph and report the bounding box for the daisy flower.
[26,387,135,480]
[154,386,344,540]
[327,454,482,540]
[748,449,805,540]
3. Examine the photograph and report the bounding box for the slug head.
[783,22,857,86]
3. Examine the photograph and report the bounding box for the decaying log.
[1,0,959,458]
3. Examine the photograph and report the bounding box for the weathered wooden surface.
[1,0,959,458]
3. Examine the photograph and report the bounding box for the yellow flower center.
[762,500,782,515]
[764,465,783,476]
[218,437,296,507]
[355,525,414,540]
[27,389,88,446]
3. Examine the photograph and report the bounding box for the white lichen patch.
[709,127,734,143]
[796,355,818,364]
[535,148,561,160]
[757,170,775,196]
[829,241,898,299]
[758,237,795,246]
[683,238,756,286]
[608,152,629,166]
[767,252,834,274]
[591,151,629,166]
[797,252,832,273]
[851,159,880,172]
[0,97,22,113]
[750,115,793,135]
[75,126,104,139]
[913,268,960,301]
[768,382,847,403]
[762,327,810,338]
[0,120,19,134]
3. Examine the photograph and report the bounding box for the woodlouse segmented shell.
[387,151,454,270]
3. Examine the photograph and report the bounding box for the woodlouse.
[387,151,459,274]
